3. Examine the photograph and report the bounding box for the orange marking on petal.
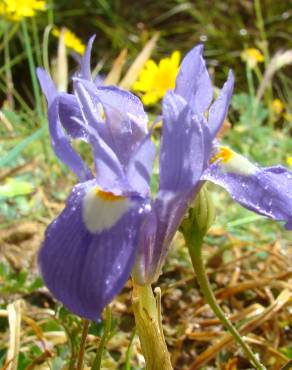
[210,147,234,164]
[95,188,125,202]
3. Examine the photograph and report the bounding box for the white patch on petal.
[212,147,258,176]
[221,152,258,176]
[82,187,131,233]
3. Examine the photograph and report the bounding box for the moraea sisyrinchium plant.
[37,36,292,321]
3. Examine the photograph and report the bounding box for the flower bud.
[181,184,215,237]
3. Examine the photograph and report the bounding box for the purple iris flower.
[37,37,155,320]
[37,37,292,320]
[133,44,292,284]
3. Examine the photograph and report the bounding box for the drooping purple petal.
[36,69,92,181]
[48,97,93,181]
[175,44,213,116]
[39,180,148,320]
[203,157,292,230]
[207,70,234,138]
[79,35,96,80]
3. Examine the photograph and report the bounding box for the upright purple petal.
[96,85,148,140]
[203,149,292,229]
[133,91,210,284]
[58,93,90,141]
[159,91,206,192]
[175,45,213,116]
[127,133,155,195]
[207,70,234,138]
[39,180,148,320]
[79,35,96,80]
[74,79,149,169]
[87,124,130,193]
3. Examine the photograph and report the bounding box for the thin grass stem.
[20,18,42,119]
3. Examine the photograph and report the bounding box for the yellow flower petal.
[271,99,285,116]
[52,27,85,55]
[241,48,264,69]
[287,157,292,167]
[133,50,181,106]
[0,0,46,21]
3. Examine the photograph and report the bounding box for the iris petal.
[159,91,205,192]
[127,132,155,195]
[58,93,90,141]
[175,44,213,116]
[79,35,96,80]
[75,79,148,168]
[134,91,208,284]
[36,67,57,105]
[74,82,129,192]
[207,70,234,138]
[37,69,92,181]
[39,180,147,320]
[203,159,292,230]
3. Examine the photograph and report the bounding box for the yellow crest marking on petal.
[95,188,125,202]
[210,146,234,164]
[83,187,130,233]
[211,146,257,176]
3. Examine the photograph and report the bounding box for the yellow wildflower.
[241,48,264,69]
[271,99,284,116]
[0,0,46,21]
[287,157,292,167]
[52,28,85,55]
[133,51,181,105]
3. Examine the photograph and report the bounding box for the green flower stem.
[185,232,266,370]
[21,18,42,119]
[132,282,173,370]
[76,319,89,370]
[91,306,112,370]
